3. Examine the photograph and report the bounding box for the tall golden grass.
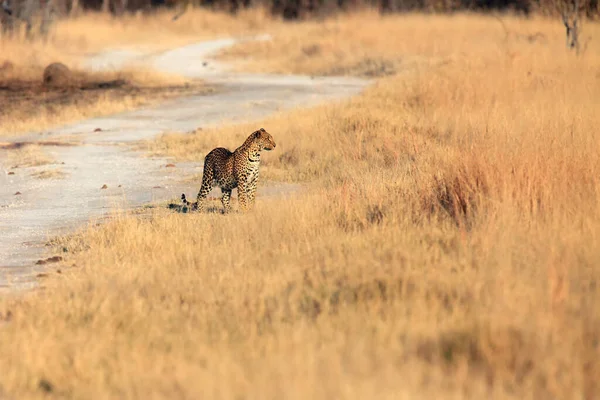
[218,11,599,75]
[1,12,599,399]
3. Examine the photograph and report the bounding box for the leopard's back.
[206,147,237,189]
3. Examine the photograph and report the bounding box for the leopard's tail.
[181,193,193,206]
[182,193,199,211]
[181,193,200,211]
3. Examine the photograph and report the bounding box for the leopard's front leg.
[247,172,259,208]
[194,165,214,213]
[237,179,250,212]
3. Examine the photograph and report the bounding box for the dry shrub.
[424,163,490,227]
[416,325,540,389]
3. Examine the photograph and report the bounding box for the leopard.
[181,128,276,213]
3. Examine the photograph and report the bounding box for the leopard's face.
[254,128,276,151]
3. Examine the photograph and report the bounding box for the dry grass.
[1,12,600,399]
[0,78,212,137]
[30,169,68,179]
[2,144,56,167]
[218,11,599,76]
[0,7,275,67]
[50,7,276,55]
[0,55,213,137]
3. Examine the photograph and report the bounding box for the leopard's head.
[253,128,276,151]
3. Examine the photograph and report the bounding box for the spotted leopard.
[181,128,276,213]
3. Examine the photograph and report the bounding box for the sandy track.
[0,36,370,291]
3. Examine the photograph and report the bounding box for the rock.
[8,172,14,175]
[101,184,108,189]
[94,128,102,132]
[14,191,21,195]
[302,44,321,57]
[165,163,176,168]
[42,62,72,87]
[35,256,63,265]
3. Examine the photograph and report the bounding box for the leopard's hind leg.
[193,158,215,212]
[221,188,232,213]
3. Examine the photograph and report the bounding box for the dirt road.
[0,36,370,291]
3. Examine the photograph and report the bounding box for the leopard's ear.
[260,128,266,132]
